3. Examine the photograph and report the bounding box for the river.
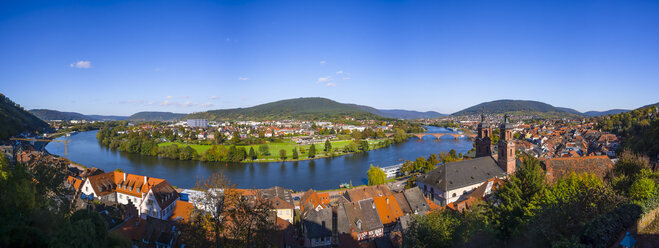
[46,126,473,191]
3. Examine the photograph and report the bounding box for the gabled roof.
[66,176,83,191]
[300,189,329,213]
[540,155,614,182]
[343,199,383,233]
[402,188,431,214]
[85,171,178,208]
[344,185,393,202]
[372,195,404,225]
[417,156,505,191]
[258,186,294,210]
[392,192,412,215]
[150,180,179,209]
[302,207,333,238]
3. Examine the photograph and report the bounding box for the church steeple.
[498,114,516,175]
[475,114,492,157]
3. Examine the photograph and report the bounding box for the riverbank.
[158,138,393,163]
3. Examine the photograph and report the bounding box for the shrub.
[580,203,642,248]
[629,178,656,200]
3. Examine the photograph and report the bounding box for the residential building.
[80,171,180,220]
[187,119,208,128]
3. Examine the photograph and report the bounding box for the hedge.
[580,203,643,248]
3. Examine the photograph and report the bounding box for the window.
[452,193,456,197]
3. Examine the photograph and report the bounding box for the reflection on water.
[47,126,473,191]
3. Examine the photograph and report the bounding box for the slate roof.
[402,187,431,214]
[258,186,294,209]
[417,156,505,191]
[302,207,333,239]
[392,192,412,215]
[343,199,383,233]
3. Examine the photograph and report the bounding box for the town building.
[186,119,208,128]
[80,171,180,220]
[417,115,516,206]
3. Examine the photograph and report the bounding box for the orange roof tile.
[373,196,404,225]
[170,200,194,223]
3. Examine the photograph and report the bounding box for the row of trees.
[403,152,659,247]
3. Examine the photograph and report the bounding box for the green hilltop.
[185,97,383,121]
[452,99,583,118]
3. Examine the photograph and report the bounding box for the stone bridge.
[385,133,477,140]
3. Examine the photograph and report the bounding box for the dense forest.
[0,94,50,140]
[596,105,659,158]
[185,97,384,121]
[125,111,186,122]
[452,99,582,118]
[29,109,127,121]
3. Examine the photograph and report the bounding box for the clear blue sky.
[1,0,658,115]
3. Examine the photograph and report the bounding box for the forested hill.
[0,94,50,140]
[583,109,630,117]
[186,97,382,121]
[29,109,127,121]
[126,112,187,122]
[349,104,446,119]
[452,99,582,117]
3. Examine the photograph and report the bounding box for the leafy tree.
[360,140,369,151]
[258,144,270,156]
[629,178,655,200]
[404,209,463,248]
[279,149,287,160]
[324,139,332,152]
[51,210,108,248]
[367,165,386,185]
[308,144,316,158]
[248,147,257,160]
[488,155,547,241]
[292,148,299,160]
[393,128,408,143]
[187,173,274,247]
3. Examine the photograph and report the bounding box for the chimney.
[123,172,127,181]
[386,197,389,205]
[144,176,148,184]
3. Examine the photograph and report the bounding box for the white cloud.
[119,100,145,105]
[342,77,351,80]
[70,60,91,69]
[182,101,196,107]
[160,100,176,106]
[166,96,174,99]
[319,61,326,65]
[238,77,249,81]
[317,76,331,83]
[181,96,190,99]
[202,102,214,107]
[326,82,336,87]
[336,70,344,74]
[210,96,219,100]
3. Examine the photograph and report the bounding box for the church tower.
[475,114,492,157]
[498,114,516,175]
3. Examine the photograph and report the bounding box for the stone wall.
[637,206,659,231]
